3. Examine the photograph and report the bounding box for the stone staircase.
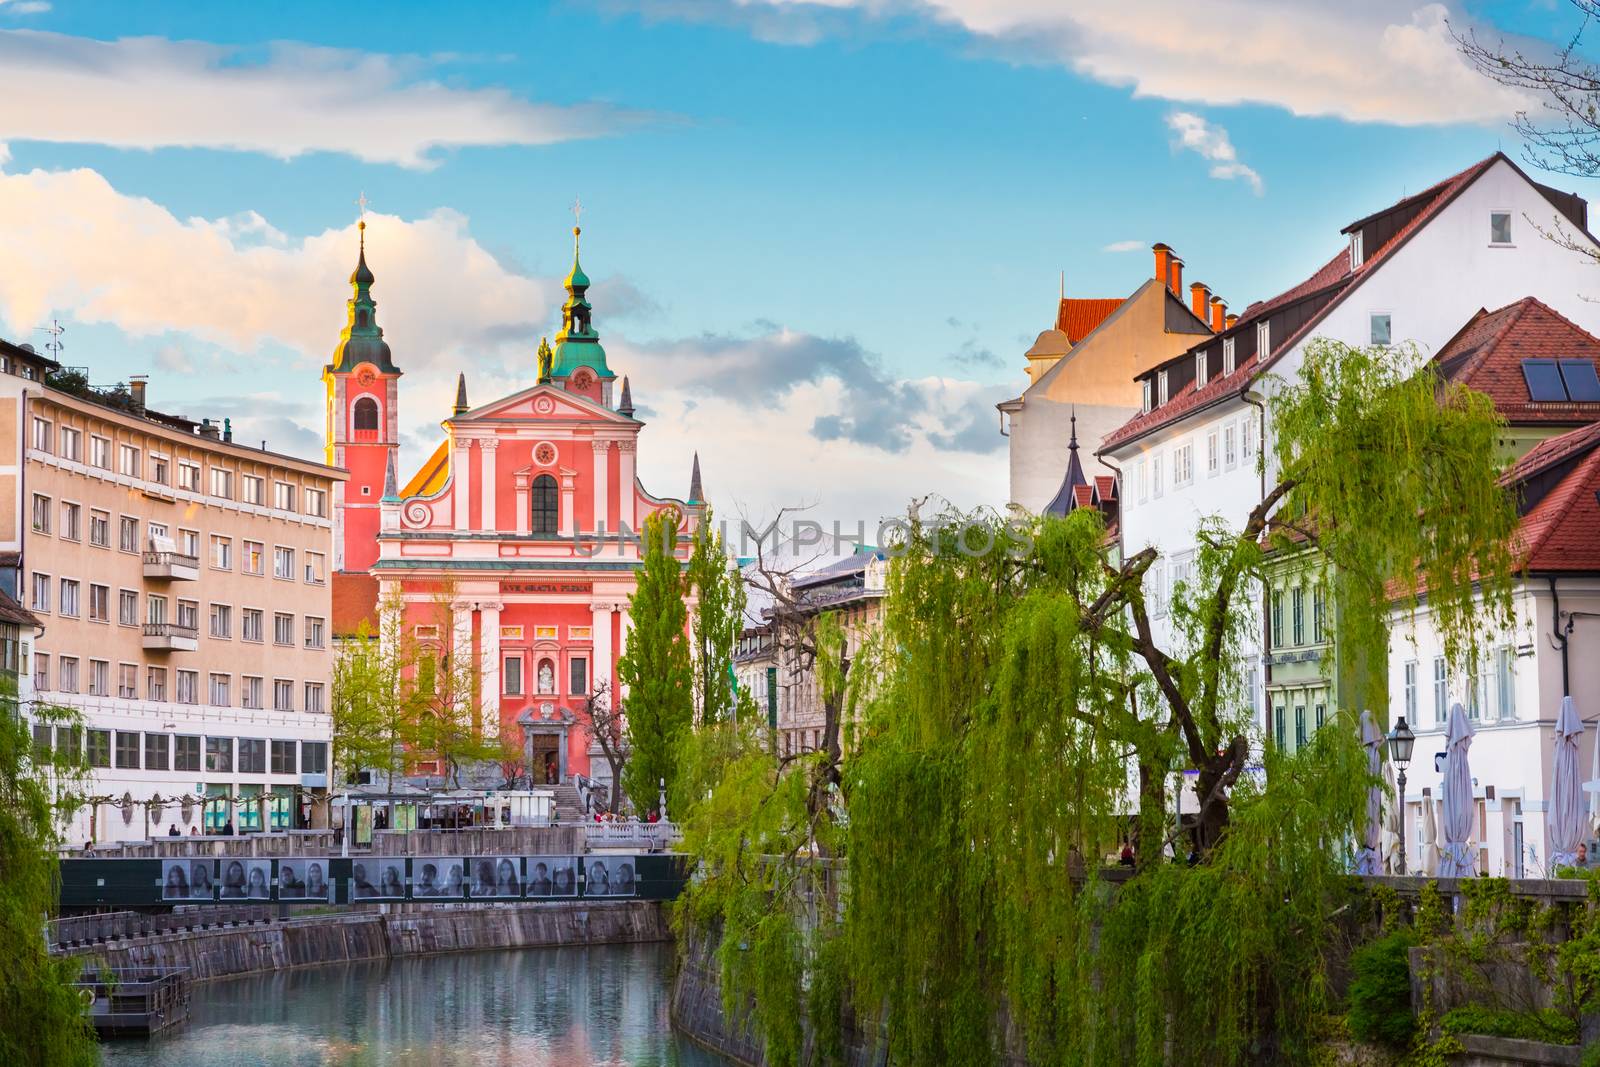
[550,782,587,821]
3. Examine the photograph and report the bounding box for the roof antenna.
[36,319,66,361]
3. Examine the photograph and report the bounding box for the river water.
[100,943,733,1067]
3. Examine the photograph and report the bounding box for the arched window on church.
[353,396,380,433]
[531,474,559,536]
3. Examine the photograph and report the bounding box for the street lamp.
[1387,717,1416,876]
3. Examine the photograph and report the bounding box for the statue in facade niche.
[538,660,555,694]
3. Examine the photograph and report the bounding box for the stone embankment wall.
[669,928,890,1067]
[63,901,670,983]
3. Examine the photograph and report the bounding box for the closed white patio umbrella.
[1549,696,1585,870]
[1356,710,1383,875]
[1382,759,1404,873]
[1421,790,1439,877]
[1439,702,1477,879]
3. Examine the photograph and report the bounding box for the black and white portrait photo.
[239,860,272,900]
[550,857,577,896]
[612,860,637,896]
[584,858,612,897]
[218,859,254,899]
[411,858,465,898]
[468,857,498,898]
[187,860,215,900]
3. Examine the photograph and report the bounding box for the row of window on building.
[1134,413,1258,504]
[30,416,328,516]
[30,576,324,644]
[1402,648,1518,725]
[1271,700,1328,750]
[30,500,327,582]
[29,722,328,776]
[34,655,326,712]
[1270,584,1328,649]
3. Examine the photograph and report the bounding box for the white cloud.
[0,161,1011,520]
[0,1,52,14]
[1102,239,1145,253]
[1165,112,1263,194]
[718,0,1534,126]
[0,30,653,168]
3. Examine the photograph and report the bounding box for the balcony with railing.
[142,550,199,581]
[142,621,198,651]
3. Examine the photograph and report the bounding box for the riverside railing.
[66,822,678,859]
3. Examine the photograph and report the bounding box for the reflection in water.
[102,942,729,1067]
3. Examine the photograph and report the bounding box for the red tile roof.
[332,570,380,638]
[1100,153,1510,453]
[1056,298,1124,344]
[1503,421,1600,571]
[1094,474,1117,501]
[1434,297,1600,424]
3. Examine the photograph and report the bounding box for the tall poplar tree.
[619,509,693,815]
[687,510,745,726]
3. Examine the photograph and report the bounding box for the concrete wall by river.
[62,901,671,983]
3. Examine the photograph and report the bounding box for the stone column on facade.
[592,601,614,706]
[453,438,473,531]
[618,440,637,534]
[479,601,502,739]
[617,606,632,717]
[480,439,498,532]
[451,601,474,729]
[560,475,576,539]
[592,440,612,537]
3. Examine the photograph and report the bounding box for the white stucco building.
[1099,152,1600,741]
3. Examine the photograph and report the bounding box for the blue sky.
[0,0,1590,527]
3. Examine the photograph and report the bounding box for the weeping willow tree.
[1,690,97,1066]
[675,339,1519,1066]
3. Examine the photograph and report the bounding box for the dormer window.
[1157,370,1170,405]
[1349,230,1364,269]
[1195,351,1208,389]
[1222,337,1236,375]
[1141,378,1152,413]
[1256,320,1272,361]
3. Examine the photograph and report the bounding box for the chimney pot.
[1152,243,1173,290]
[1168,257,1184,298]
[1190,281,1211,323]
[1225,313,1239,330]
[128,375,147,413]
[1209,296,1227,333]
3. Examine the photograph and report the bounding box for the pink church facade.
[328,225,703,788]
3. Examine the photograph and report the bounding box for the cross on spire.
[356,191,372,221]
[571,196,583,230]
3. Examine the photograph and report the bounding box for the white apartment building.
[1099,152,1600,735]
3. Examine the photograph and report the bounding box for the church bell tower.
[323,218,402,573]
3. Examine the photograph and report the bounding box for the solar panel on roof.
[1523,359,1569,401]
[1558,359,1600,402]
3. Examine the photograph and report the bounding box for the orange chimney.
[1152,244,1173,289]
[1225,313,1239,330]
[1169,257,1184,298]
[1209,296,1227,333]
[1190,282,1211,322]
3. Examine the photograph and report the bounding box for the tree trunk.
[1135,758,1167,870]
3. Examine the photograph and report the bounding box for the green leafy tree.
[619,509,693,816]
[1,694,97,1066]
[688,511,746,726]
[331,598,418,799]
[678,340,1520,1067]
